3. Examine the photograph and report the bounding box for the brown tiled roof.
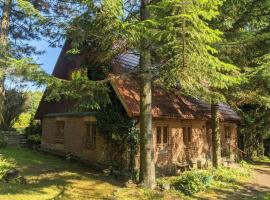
[111,75,240,122]
[35,42,241,122]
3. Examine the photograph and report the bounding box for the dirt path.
[251,164,270,190]
[234,162,270,199]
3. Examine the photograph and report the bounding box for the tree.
[0,0,80,126]
[13,91,43,130]
[214,0,270,158]
[0,88,27,130]
[148,0,240,167]
[139,0,156,189]
[48,0,242,183]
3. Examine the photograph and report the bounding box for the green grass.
[0,147,121,200]
[0,147,269,200]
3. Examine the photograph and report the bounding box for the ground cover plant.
[157,162,251,195]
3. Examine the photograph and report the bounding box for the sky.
[31,40,62,74]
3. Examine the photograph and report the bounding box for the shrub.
[0,133,8,148]
[160,164,251,196]
[25,120,41,148]
[172,170,213,195]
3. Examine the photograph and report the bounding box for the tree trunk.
[0,0,12,125]
[211,103,221,168]
[139,0,156,189]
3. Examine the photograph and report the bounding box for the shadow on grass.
[190,183,270,200]
[247,160,270,167]
[0,147,124,199]
[210,182,270,200]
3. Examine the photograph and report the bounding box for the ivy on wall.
[95,96,139,179]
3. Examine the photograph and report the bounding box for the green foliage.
[96,96,139,177]
[214,0,270,157]
[25,120,42,148]
[96,103,138,145]
[212,164,250,183]
[0,88,27,130]
[12,113,32,131]
[45,73,111,111]
[13,91,43,131]
[148,0,241,102]
[66,0,241,108]
[0,157,14,179]
[158,164,251,196]
[171,170,212,195]
[0,133,8,148]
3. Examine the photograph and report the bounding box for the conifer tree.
[214,0,270,157]
[0,0,79,125]
[148,0,240,167]
[139,0,156,189]
[51,0,241,179]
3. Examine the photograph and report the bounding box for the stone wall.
[0,131,23,147]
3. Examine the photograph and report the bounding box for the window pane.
[188,127,192,142]
[85,122,97,149]
[183,127,187,144]
[225,126,231,139]
[92,123,97,148]
[163,126,168,143]
[156,127,161,144]
[56,121,65,138]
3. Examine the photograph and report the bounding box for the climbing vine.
[96,96,139,179]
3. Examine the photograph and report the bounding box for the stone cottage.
[35,41,241,175]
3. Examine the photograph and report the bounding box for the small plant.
[0,157,15,179]
[172,170,213,195]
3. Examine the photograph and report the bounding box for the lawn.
[0,147,269,200]
[0,147,121,200]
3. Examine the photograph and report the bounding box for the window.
[156,127,162,144]
[224,126,231,140]
[56,121,65,143]
[163,127,168,143]
[156,126,169,146]
[183,126,192,144]
[85,122,97,149]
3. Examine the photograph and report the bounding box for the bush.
[172,170,213,195]
[158,163,251,196]
[25,120,41,148]
[0,133,8,148]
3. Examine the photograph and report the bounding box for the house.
[35,41,241,175]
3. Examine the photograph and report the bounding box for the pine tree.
[51,0,242,177]
[148,0,240,167]
[214,0,270,157]
[0,0,79,126]
[139,0,156,189]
